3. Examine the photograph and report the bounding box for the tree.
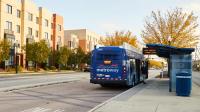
[55,46,71,67]
[142,8,199,48]
[67,51,76,68]
[24,40,50,70]
[83,52,91,65]
[0,39,11,64]
[100,31,138,48]
[67,47,86,69]
[149,59,163,69]
[75,47,86,67]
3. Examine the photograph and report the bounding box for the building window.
[57,24,62,31]
[28,27,32,35]
[36,17,39,24]
[16,25,20,33]
[6,21,12,30]
[58,36,61,43]
[51,23,54,29]
[28,13,33,21]
[51,35,53,41]
[45,19,48,27]
[45,32,49,39]
[6,4,12,14]
[35,30,39,37]
[17,10,21,18]
[68,41,72,47]
[17,0,21,3]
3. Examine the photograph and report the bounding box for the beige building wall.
[64,29,101,52]
[39,7,52,48]
[52,14,64,51]
[64,32,79,50]
[0,0,22,44]
[22,0,40,45]
[0,0,23,66]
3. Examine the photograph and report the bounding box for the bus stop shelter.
[143,44,195,92]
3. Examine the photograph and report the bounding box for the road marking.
[53,110,65,112]
[21,107,51,112]
[21,107,65,112]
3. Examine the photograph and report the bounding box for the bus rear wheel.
[100,84,110,87]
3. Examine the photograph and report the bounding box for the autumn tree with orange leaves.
[142,8,199,48]
[100,31,138,48]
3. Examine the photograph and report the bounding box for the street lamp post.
[14,40,20,74]
[168,36,172,46]
[57,43,61,71]
[167,36,172,92]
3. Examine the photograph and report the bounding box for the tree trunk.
[35,62,37,72]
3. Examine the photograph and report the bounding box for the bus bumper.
[90,79,127,85]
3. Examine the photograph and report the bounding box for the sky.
[33,0,200,41]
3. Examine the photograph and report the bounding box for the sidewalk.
[89,78,200,112]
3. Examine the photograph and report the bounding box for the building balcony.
[26,35,35,44]
[4,29,15,40]
[4,29,14,35]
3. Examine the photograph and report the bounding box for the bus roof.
[94,45,144,60]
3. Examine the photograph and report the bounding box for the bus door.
[142,61,149,79]
[135,59,141,83]
[130,59,136,85]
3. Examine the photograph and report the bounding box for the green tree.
[100,31,138,48]
[24,40,50,71]
[142,8,199,48]
[67,47,86,69]
[67,51,76,68]
[82,52,91,65]
[0,39,11,65]
[55,46,71,67]
[75,47,85,68]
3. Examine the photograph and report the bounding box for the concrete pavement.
[89,72,200,112]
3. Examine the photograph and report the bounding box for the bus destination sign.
[143,48,157,55]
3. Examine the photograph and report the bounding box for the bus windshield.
[96,52,121,61]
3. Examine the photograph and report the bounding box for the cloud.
[179,1,200,12]
[99,23,122,33]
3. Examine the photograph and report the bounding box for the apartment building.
[64,29,101,53]
[39,7,52,48]
[64,32,79,50]
[0,0,24,66]
[0,0,64,68]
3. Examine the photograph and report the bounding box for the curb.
[88,83,146,112]
[0,79,79,92]
[88,77,155,112]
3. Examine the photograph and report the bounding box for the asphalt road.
[0,72,127,112]
[0,72,88,91]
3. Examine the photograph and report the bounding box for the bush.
[6,66,23,72]
[44,66,49,71]
[28,67,35,71]
[49,66,57,70]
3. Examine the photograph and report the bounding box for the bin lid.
[176,72,191,76]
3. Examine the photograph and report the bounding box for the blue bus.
[90,44,148,87]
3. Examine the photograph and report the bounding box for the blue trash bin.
[176,72,192,96]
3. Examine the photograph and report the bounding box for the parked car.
[83,65,90,72]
